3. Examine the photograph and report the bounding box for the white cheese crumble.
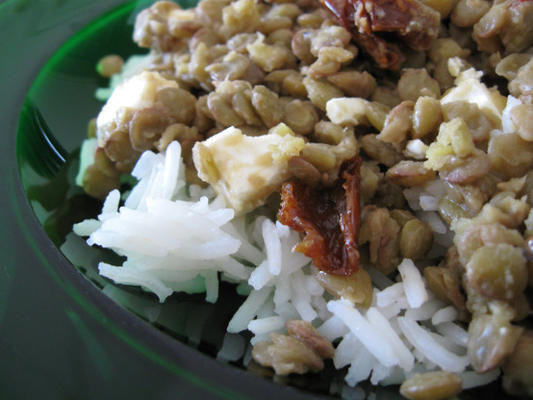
[192,124,305,214]
[96,71,179,146]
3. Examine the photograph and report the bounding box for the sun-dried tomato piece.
[320,0,440,69]
[351,32,405,71]
[360,0,440,50]
[278,157,361,276]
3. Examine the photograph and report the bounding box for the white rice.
[98,262,173,302]
[403,187,423,211]
[75,141,252,303]
[317,315,350,342]
[334,333,361,369]
[419,195,439,211]
[366,308,414,372]
[227,286,273,333]
[217,333,246,362]
[262,219,282,276]
[398,259,428,308]
[75,140,481,393]
[397,316,468,373]
[73,218,101,236]
[248,316,285,335]
[416,211,448,234]
[328,299,400,368]
[432,306,458,325]
[461,369,501,389]
[320,255,476,387]
[345,348,375,387]
[404,299,444,321]
[376,282,404,308]
[436,322,469,347]
[341,385,366,400]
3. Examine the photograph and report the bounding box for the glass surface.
[1,0,510,399]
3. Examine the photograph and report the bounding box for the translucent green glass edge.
[11,185,247,400]
[25,1,137,100]
[13,114,249,399]
[12,1,250,398]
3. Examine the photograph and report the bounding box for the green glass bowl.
[0,1,509,399]
[2,1,332,398]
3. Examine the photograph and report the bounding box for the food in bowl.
[73,0,533,398]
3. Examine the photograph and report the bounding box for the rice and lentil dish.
[73,0,533,398]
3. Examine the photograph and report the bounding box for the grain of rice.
[419,195,439,211]
[305,274,324,297]
[366,307,414,372]
[345,348,375,387]
[432,306,458,325]
[250,333,272,345]
[242,344,253,366]
[328,299,400,368]
[273,301,299,321]
[251,216,267,249]
[248,316,285,335]
[185,307,210,347]
[341,385,366,400]
[256,296,275,319]
[376,282,404,308]
[273,277,291,305]
[428,330,467,354]
[334,333,361,369]
[249,261,272,290]
[223,223,265,266]
[101,189,121,216]
[202,270,219,303]
[377,301,403,319]
[398,259,428,308]
[404,299,445,321]
[73,219,101,236]
[397,316,468,373]
[99,262,173,302]
[214,257,251,281]
[424,180,447,197]
[416,211,447,234]
[262,219,282,275]
[227,286,273,333]
[217,333,246,361]
[371,363,392,385]
[150,268,201,283]
[435,322,469,347]
[317,315,350,342]
[102,283,161,322]
[461,369,501,389]
[290,270,318,321]
[311,294,330,321]
[403,188,423,211]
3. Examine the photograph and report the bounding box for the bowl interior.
[14,1,514,399]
